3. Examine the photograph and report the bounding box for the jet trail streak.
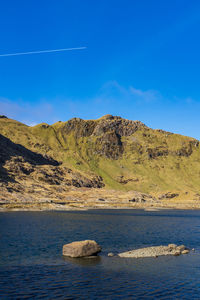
[0,47,87,57]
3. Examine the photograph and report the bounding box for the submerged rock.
[176,245,186,251]
[118,244,189,258]
[62,240,101,258]
[182,249,189,254]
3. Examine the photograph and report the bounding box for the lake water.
[0,209,200,299]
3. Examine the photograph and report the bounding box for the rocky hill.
[1,114,200,210]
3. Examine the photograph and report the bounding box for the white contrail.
[0,46,87,57]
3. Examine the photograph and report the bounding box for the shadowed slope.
[0,134,58,182]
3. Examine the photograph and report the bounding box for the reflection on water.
[1,209,200,298]
[63,255,101,266]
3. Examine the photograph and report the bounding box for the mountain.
[1,114,200,209]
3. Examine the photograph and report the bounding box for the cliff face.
[1,115,200,200]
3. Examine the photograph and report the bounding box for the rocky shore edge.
[1,188,200,211]
[1,203,199,212]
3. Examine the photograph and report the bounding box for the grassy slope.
[0,117,200,195]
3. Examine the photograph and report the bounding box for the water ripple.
[1,209,200,298]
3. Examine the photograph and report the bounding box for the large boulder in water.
[62,240,101,258]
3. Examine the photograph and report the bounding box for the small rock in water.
[182,250,189,254]
[62,240,101,258]
[173,251,181,256]
[108,252,114,257]
[176,245,186,252]
[168,244,177,250]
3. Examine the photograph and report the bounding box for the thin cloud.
[97,81,161,103]
[0,97,54,124]
[0,82,197,129]
[130,86,160,103]
[0,82,168,124]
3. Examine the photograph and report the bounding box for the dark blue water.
[0,209,200,299]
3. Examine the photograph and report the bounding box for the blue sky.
[1,0,200,139]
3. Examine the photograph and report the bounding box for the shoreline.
[1,187,200,212]
[1,204,200,212]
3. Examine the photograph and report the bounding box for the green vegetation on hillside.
[1,114,200,195]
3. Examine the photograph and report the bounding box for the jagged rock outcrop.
[158,192,179,200]
[147,147,169,159]
[93,115,146,137]
[128,192,156,203]
[63,118,96,137]
[56,115,146,159]
[95,131,123,159]
[63,115,146,139]
[116,175,139,184]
